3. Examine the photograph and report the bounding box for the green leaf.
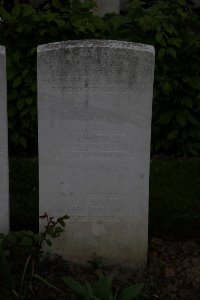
[72,19,86,32]
[109,15,125,30]
[54,227,64,235]
[160,112,171,124]
[59,220,66,227]
[168,130,179,140]
[17,99,24,110]
[22,5,35,17]
[177,113,187,127]
[6,233,17,246]
[0,6,11,21]
[46,12,55,22]
[167,48,176,58]
[187,114,199,125]
[52,0,62,9]
[19,137,27,149]
[33,234,44,243]
[22,236,33,247]
[155,32,166,47]
[22,69,29,77]
[12,4,21,18]
[119,283,144,300]
[168,38,182,48]
[48,27,58,36]
[87,22,95,33]
[62,277,87,297]
[176,8,186,17]
[25,231,34,237]
[0,233,5,240]
[12,51,20,63]
[11,133,20,145]
[181,97,193,109]
[62,214,70,220]
[30,107,36,117]
[22,119,31,128]
[0,241,14,290]
[26,98,32,105]
[13,77,21,88]
[85,282,95,298]
[16,24,24,33]
[46,239,52,247]
[190,129,200,139]
[34,274,62,292]
[158,48,166,59]
[94,275,114,299]
[127,0,142,12]
[91,15,106,30]
[190,76,200,90]
[188,144,199,156]
[182,75,190,83]
[80,0,96,10]
[55,18,66,27]
[155,141,161,151]
[163,82,171,94]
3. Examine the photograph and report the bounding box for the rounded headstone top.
[37,40,154,55]
[0,46,5,54]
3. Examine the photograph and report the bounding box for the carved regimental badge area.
[37,40,155,268]
[0,46,9,233]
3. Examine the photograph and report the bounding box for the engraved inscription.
[52,129,135,159]
[39,46,151,94]
[60,192,133,216]
[63,134,129,153]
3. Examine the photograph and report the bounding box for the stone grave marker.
[95,0,120,16]
[30,0,120,15]
[0,46,9,233]
[38,40,155,268]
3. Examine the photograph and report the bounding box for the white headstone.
[0,46,9,233]
[38,40,155,268]
[30,0,120,15]
[95,0,120,15]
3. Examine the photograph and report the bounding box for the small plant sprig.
[39,212,70,248]
[0,213,69,299]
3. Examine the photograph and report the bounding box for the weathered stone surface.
[30,0,120,15]
[0,46,9,233]
[95,0,119,16]
[38,40,155,268]
[23,0,200,12]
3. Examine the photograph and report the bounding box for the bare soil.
[33,237,200,300]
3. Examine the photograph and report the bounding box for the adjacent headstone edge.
[0,46,5,54]
[0,45,9,233]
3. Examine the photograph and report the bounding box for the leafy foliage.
[63,274,144,300]
[0,213,69,298]
[109,0,200,156]
[0,0,199,157]
[0,0,107,155]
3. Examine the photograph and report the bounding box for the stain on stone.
[92,222,107,237]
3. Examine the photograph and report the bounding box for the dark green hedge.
[122,0,200,157]
[0,0,199,157]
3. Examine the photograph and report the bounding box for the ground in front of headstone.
[2,237,199,300]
